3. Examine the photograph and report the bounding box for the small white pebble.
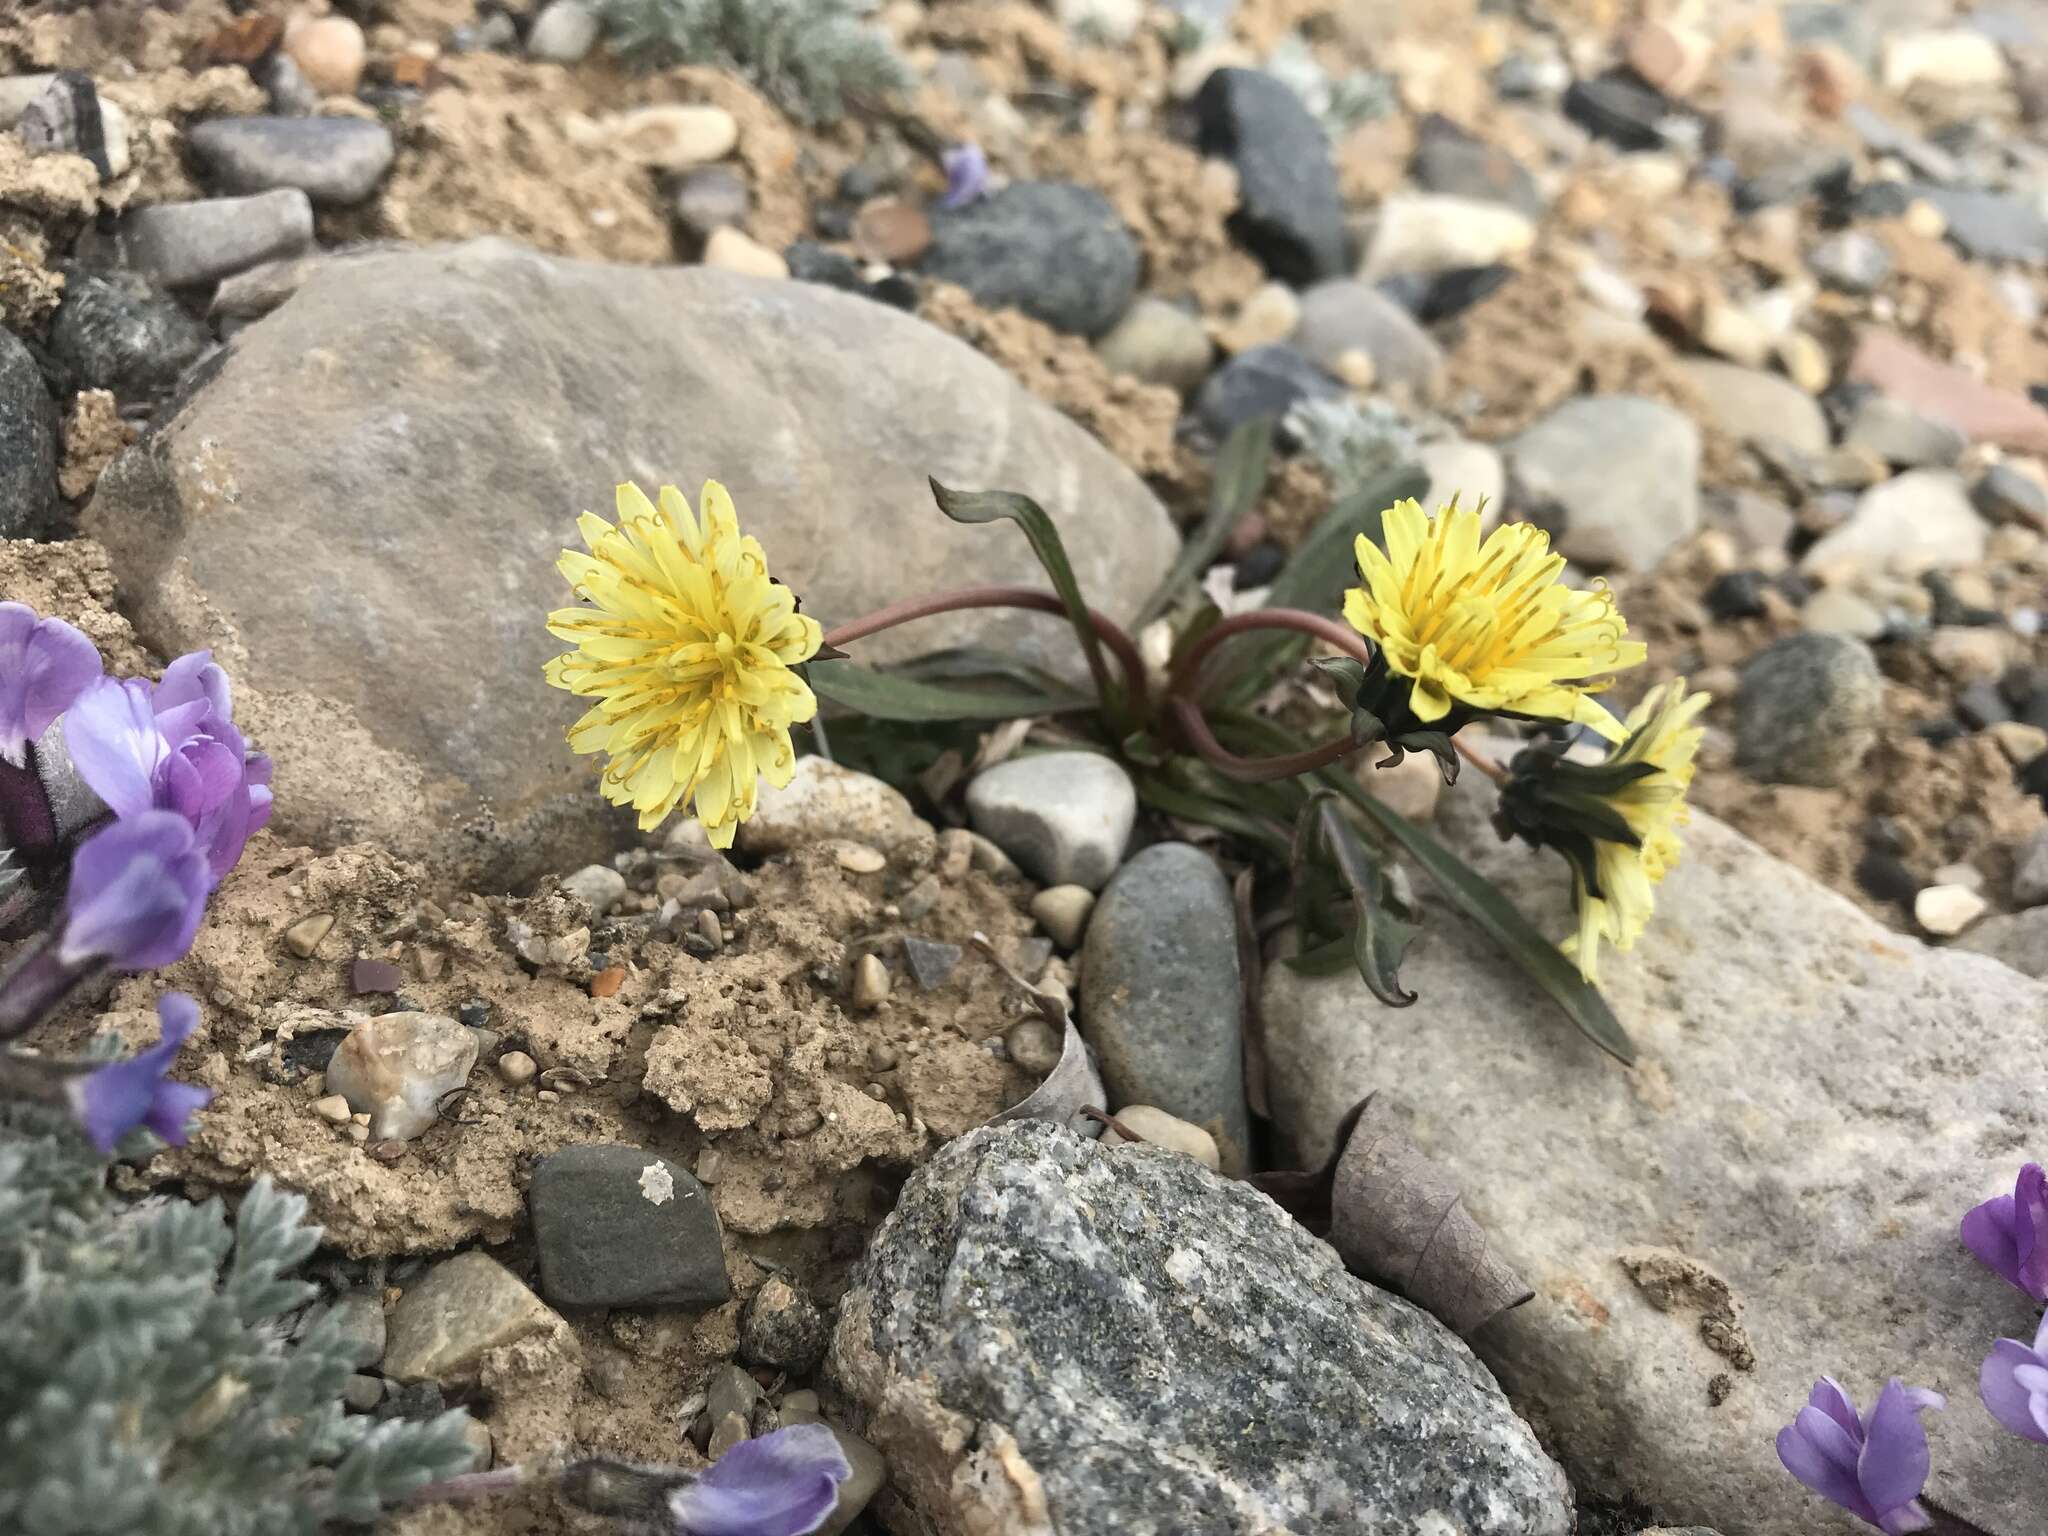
[497,1050,537,1085]
[638,1161,675,1205]
[1915,883,1987,937]
[313,1094,352,1125]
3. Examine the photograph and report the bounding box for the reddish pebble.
[853,199,932,265]
[591,965,627,998]
[351,957,402,994]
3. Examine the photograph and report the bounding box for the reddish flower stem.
[1453,736,1509,784]
[1166,608,1372,701]
[821,585,1149,719]
[1163,609,1376,782]
[1168,698,1362,783]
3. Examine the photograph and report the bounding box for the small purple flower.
[59,810,210,971]
[937,142,988,210]
[1962,1162,2048,1302]
[669,1424,850,1536]
[0,602,101,767]
[1777,1377,1943,1533]
[64,651,273,883]
[1982,1310,2048,1446]
[65,992,212,1154]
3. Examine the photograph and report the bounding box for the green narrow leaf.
[1312,793,1417,1007]
[807,658,1092,721]
[1134,415,1275,628]
[928,480,1119,716]
[1134,775,1294,859]
[1221,714,1636,1063]
[1212,462,1429,708]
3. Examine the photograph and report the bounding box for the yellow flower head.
[544,481,822,848]
[1344,497,1647,739]
[1558,678,1710,983]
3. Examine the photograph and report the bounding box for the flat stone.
[318,1289,388,1370]
[1293,278,1446,395]
[0,328,58,537]
[965,752,1135,891]
[1410,115,1544,218]
[323,1012,478,1142]
[1192,68,1346,284]
[1079,842,1249,1173]
[1564,70,1676,151]
[1677,360,1829,456]
[2013,827,2048,907]
[1849,330,2048,455]
[1882,27,2010,91]
[383,1251,560,1386]
[1359,193,1536,281]
[602,104,738,169]
[116,189,315,289]
[1957,906,2048,977]
[81,241,1175,888]
[919,181,1139,338]
[1735,631,1883,786]
[1801,469,1989,576]
[1915,881,1988,935]
[739,757,934,861]
[1905,184,2048,264]
[1844,395,1967,468]
[186,115,395,207]
[526,0,600,62]
[828,1121,1573,1534]
[529,1144,729,1309]
[1973,462,2048,531]
[1799,584,1887,639]
[702,226,787,280]
[1098,1103,1221,1170]
[1192,343,1343,441]
[1092,296,1212,392]
[560,863,627,915]
[1261,788,2048,1534]
[1506,395,1702,572]
[47,268,209,399]
[668,164,749,243]
[1028,884,1095,949]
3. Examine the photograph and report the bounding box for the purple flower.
[668,1424,850,1536]
[64,651,273,883]
[1962,1162,2048,1302]
[1777,1377,1944,1533]
[937,142,988,210]
[0,602,101,767]
[65,992,212,1154]
[1982,1310,2048,1445]
[58,810,210,971]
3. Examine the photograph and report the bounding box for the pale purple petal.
[937,143,987,210]
[65,992,213,1154]
[1778,1421,1869,1516]
[0,603,102,767]
[58,811,209,970]
[1809,1376,1865,1440]
[1877,1503,1933,1535]
[1859,1378,1937,1514]
[668,1424,850,1536]
[64,678,164,818]
[2015,1163,2048,1298]
[1981,1340,2048,1444]
[152,650,228,718]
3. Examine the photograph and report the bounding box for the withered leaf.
[973,933,1107,1132]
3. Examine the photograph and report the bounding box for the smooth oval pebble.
[853,199,932,264]
[833,841,888,874]
[1100,1104,1223,1171]
[703,226,788,280]
[1004,1017,1063,1076]
[283,16,367,98]
[1029,885,1097,950]
[606,104,738,168]
[496,1050,537,1085]
[1915,883,1988,937]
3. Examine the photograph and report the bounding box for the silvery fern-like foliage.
[589,0,910,124]
[0,1119,475,1535]
[1285,397,1423,500]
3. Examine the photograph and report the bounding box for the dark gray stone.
[919,181,1139,337]
[1410,114,1544,219]
[1506,395,1702,572]
[1079,842,1250,1173]
[528,1144,729,1309]
[1193,342,1342,441]
[48,267,209,398]
[1563,71,1674,150]
[669,164,750,243]
[319,1289,388,1369]
[1193,68,1346,284]
[738,1276,828,1374]
[1293,278,1445,393]
[1735,632,1884,786]
[1844,395,1966,468]
[187,116,396,207]
[0,328,58,534]
[1907,183,2048,263]
[828,1121,1573,1536]
[117,189,315,289]
[1974,461,2048,530]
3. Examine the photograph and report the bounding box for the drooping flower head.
[1343,498,1646,739]
[65,991,213,1154]
[1777,1376,1943,1534]
[1982,1311,2048,1446]
[1509,678,1708,985]
[63,651,273,883]
[545,481,823,849]
[1961,1161,2048,1302]
[59,810,210,972]
[0,602,101,767]
[668,1423,850,1536]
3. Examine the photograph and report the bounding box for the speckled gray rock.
[317,1289,388,1370]
[1801,469,1988,574]
[0,328,58,535]
[1506,395,1701,572]
[739,1275,827,1374]
[919,181,1139,337]
[1193,68,1347,284]
[1261,785,2048,1535]
[828,1121,1573,1536]
[186,116,396,207]
[528,1144,729,1309]
[1734,631,1882,786]
[116,189,315,289]
[1194,343,1343,440]
[82,240,1175,888]
[1080,842,1250,1173]
[47,267,209,398]
[1957,906,2048,978]
[964,751,1135,890]
[1293,278,1446,395]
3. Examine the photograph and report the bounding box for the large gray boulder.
[1261,786,2048,1534]
[84,240,1178,888]
[828,1120,1573,1535]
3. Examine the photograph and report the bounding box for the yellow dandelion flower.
[1557,679,1710,983]
[1343,497,1647,739]
[544,480,822,849]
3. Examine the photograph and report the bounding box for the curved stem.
[1167,608,1372,702]
[821,585,1150,721]
[1454,735,1509,785]
[1168,698,1364,783]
